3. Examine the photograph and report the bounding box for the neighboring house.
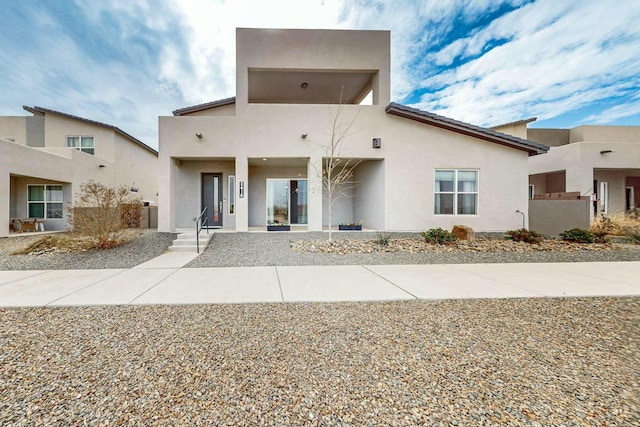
[493,119,640,218]
[158,28,548,233]
[1,106,158,237]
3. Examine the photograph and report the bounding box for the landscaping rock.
[452,224,475,241]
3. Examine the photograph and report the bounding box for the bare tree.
[319,93,360,242]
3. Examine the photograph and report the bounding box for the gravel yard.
[1,297,638,426]
[188,231,640,268]
[0,230,176,270]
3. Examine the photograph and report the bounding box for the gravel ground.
[1,297,638,426]
[187,232,640,268]
[0,230,176,270]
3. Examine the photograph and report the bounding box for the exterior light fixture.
[262,158,267,161]
[301,133,308,139]
[99,164,106,168]
[195,133,203,139]
[301,82,308,89]
[600,150,612,154]
[372,138,381,148]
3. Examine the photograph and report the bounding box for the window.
[66,136,94,155]
[27,185,63,219]
[599,181,609,214]
[228,175,236,215]
[435,170,478,215]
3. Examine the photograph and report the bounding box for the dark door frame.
[201,173,223,228]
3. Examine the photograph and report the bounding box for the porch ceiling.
[248,157,308,167]
[248,69,374,104]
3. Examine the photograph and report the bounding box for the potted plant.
[267,221,290,231]
[339,220,363,231]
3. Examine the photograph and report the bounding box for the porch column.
[307,155,323,231]
[235,156,248,231]
[158,155,176,232]
[0,172,9,237]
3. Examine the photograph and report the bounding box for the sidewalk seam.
[128,268,182,304]
[0,271,49,287]
[275,266,285,302]
[45,269,128,306]
[361,265,419,300]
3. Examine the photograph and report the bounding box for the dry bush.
[69,181,143,249]
[11,233,93,255]
[591,212,640,243]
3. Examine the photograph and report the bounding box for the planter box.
[339,224,362,231]
[267,225,290,231]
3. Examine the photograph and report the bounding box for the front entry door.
[202,173,223,228]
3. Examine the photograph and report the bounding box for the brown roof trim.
[172,97,236,116]
[490,117,537,129]
[385,103,548,156]
[23,106,157,155]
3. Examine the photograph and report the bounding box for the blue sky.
[1,0,639,149]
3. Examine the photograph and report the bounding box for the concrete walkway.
[0,252,638,307]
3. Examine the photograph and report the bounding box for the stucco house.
[158,28,548,233]
[1,106,158,237]
[493,119,640,218]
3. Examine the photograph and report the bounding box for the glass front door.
[266,179,307,225]
[202,173,223,227]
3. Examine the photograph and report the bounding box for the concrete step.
[167,231,213,253]
[167,245,199,252]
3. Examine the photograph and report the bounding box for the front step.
[167,231,214,253]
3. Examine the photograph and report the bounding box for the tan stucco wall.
[43,114,117,162]
[492,122,528,140]
[0,117,28,144]
[182,104,236,117]
[159,104,531,232]
[529,199,590,236]
[570,125,640,143]
[235,28,390,114]
[113,133,158,204]
[174,160,236,229]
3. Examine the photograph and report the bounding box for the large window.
[434,170,478,215]
[66,136,94,155]
[28,185,63,219]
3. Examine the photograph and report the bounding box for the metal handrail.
[195,206,209,253]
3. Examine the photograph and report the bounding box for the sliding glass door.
[266,179,308,225]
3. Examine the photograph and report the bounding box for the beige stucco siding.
[43,114,116,162]
[160,105,531,232]
[113,133,158,203]
[0,117,28,144]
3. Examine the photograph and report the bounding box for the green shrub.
[421,228,457,244]
[505,228,543,244]
[375,231,391,246]
[560,228,596,243]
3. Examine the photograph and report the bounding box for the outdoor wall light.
[515,209,525,229]
[99,164,106,168]
[600,150,612,154]
[372,137,381,148]
[301,133,308,139]
[130,187,139,193]
[195,133,203,139]
[301,82,308,89]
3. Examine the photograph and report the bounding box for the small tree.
[69,180,142,249]
[319,94,360,242]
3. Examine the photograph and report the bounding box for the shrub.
[421,227,457,244]
[375,231,391,246]
[622,225,640,244]
[560,228,596,243]
[505,228,543,244]
[69,180,142,249]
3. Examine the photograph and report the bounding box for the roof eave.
[22,105,157,156]
[173,97,236,116]
[385,103,548,156]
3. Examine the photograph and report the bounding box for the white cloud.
[412,0,640,126]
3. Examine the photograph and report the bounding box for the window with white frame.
[434,170,478,215]
[66,136,94,155]
[27,184,63,219]
[228,175,236,215]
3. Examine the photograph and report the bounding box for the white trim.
[434,169,479,215]
[66,135,95,155]
[26,184,64,219]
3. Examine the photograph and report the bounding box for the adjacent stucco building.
[159,28,548,233]
[493,120,640,218]
[1,106,158,237]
